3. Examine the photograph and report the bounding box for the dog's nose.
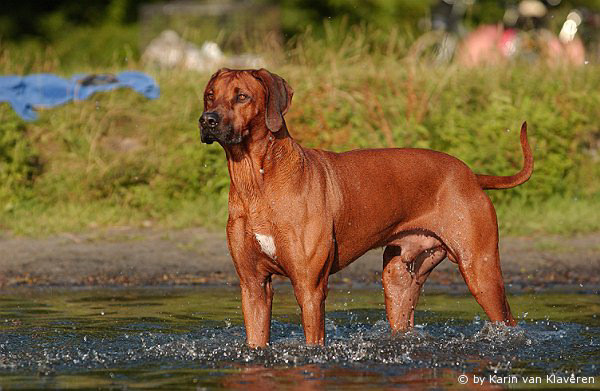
[200,112,220,129]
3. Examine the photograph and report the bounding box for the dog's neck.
[223,123,305,199]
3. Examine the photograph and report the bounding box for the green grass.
[1,25,599,236]
[497,197,600,236]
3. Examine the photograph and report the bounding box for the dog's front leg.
[289,244,333,346]
[292,280,328,345]
[240,275,274,348]
[227,217,274,348]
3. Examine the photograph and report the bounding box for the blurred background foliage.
[2,0,600,39]
[2,0,600,67]
[0,0,599,235]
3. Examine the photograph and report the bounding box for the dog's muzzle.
[199,112,220,144]
[199,111,242,145]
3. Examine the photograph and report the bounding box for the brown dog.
[199,68,533,347]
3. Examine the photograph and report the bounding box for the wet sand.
[1,227,599,290]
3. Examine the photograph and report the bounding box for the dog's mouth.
[200,125,242,145]
[200,132,217,144]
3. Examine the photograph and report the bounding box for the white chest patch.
[255,233,276,259]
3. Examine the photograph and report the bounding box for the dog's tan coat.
[199,68,533,347]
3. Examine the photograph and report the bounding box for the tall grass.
[1,25,599,236]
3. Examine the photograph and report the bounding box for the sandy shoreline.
[1,227,599,291]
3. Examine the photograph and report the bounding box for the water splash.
[0,288,598,388]
[0,318,596,376]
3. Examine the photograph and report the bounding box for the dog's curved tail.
[476,122,533,190]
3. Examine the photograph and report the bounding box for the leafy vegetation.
[0,21,599,236]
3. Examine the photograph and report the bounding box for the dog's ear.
[252,68,294,132]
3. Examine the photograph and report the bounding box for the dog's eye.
[205,92,214,102]
[237,93,249,102]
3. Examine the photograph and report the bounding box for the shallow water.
[0,286,598,389]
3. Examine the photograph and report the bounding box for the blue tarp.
[0,71,160,120]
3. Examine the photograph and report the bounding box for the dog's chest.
[239,203,281,261]
[254,232,277,260]
[232,198,286,262]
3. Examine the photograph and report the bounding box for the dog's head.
[199,68,293,145]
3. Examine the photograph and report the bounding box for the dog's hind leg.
[456,241,516,326]
[382,244,446,333]
[447,197,516,326]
